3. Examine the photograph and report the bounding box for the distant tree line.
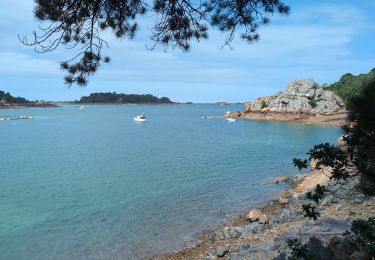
[0,91,30,104]
[78,92,172,104]
[326,68,375,104]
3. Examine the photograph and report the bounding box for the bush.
[327,68,375,104]
[260,100,267,109]
[308,99,317,108]
[293,79,375,220]
[287,239,318,260]
[345,217,375,257]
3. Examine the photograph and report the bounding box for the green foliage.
[326,68,375,104]
[293,158,308,171]
[26,0,290,86]
[302,204,320,221]
[287,239,318,260]
[345,217,375,257]
[346,79,375,195]
[260,100,268,109]
[293,79,375,220]
[308,99,317,108]
[305,185,327,204]
[0,91,30,104]
[79,92,173,104]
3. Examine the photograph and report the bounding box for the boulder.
[278,198,289,205]
[258,214,269,224]
[248,209,262,222]
[244,79,345,114]
[271,208,295,224]
[226,111,242,118]
[241,223,267,237]
[216,245,229,257]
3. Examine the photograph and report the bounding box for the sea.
[0,104,342,259]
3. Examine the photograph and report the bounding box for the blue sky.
[0,0,374,102]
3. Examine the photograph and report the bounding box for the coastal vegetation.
[326,68,375,104]
[260,100,267,109]
[78,92,173,104]
[0,90,30,104]
[290,79,375,257]
[295,78,375,217]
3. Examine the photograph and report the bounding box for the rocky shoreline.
[154,166,373,259]
[226,79,347,127]
[226,110,347,127]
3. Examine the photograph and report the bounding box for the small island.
[0,90,57,109]
[77,92,173,104]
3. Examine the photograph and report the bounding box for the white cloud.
[0,2,374,101]
[0,52,60,76]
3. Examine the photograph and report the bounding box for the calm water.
[0,104,341,259]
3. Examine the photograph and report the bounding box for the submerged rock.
[272,176,291,184]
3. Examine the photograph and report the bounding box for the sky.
[0,0,374,102]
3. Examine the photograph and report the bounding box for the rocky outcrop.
[244,79,345,115]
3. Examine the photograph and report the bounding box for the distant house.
[0,99,6,105]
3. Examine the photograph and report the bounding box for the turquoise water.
[0,104,341,259]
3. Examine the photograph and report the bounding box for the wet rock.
[226,111,242,118]
[272,176,291,184]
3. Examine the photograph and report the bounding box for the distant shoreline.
[0,103,58,109]
[57,102,195,106]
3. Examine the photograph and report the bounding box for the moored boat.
[134,115,146,122]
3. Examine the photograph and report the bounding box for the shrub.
[308,99,317,108]
[260,100,267,109]
[345,217,375,257]
[287,239,318,260]
[293,79,375,221]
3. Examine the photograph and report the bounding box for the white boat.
[134,115,146,122]
[79,105,85,111]
[226,118,236,122]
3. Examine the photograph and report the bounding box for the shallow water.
[0,104,341,259]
